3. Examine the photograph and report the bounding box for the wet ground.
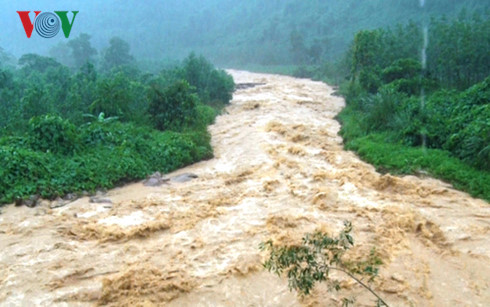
[0,71,489,306]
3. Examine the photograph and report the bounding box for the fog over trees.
[2,0,487,66]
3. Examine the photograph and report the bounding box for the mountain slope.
[1,0,488,65]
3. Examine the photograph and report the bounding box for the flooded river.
[0,71,489,306]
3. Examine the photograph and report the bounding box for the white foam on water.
[99,210,151,227]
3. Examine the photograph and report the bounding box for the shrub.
[90,73,133,120]
[148,80,198,131]
[362,87,406,133]
[0,146,52,201]
[182,53,234,105]
[261,221,388,306]
[381,58,421,84]
[28,115,78,155]
[0,121,214,205]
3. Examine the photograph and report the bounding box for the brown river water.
[0,71,489,306]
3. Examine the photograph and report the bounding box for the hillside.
[1,0,487,66]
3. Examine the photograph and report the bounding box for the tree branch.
[329,267,390,307]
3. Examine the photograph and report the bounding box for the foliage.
[182,53,235,105]
[67,33,98,69]
[440,79,490,169]
[335,13,490,178]
[148,80,198,131]
[0,47,233,205]
[428,12,490,89]
[102,37,135,72]
[18,54,62,73]
[0,47,15,69]
[28,115,78,155]
[0,121,213,204]
[338,109,490,202]
[260,221,388,306]
[90,73,134,120]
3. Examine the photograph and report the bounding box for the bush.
[338,107,490,201]
[148,80,198,131]
[381,58,421,84]
[0,121,214,204]
[0,146,52,201]
[261,221,388,306]
[193,104,218,129]
[182,53,234,105]
[28,115,78,155]
[362,87,406,132]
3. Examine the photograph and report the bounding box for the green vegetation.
[1,2,488,204]
[0,37,234,205]
[338,112,490,201]
[261,221,388,306]
[330,11,490,201]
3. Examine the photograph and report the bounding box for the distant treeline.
[2,0,487,66]
[0,36,234,204]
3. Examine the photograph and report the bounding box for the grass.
[338,107,490,202]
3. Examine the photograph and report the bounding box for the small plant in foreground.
[260,221,389,306]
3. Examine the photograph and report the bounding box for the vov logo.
[17,11,79,38]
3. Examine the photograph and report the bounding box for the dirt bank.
[0,71,489,306]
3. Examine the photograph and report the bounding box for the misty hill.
[1,0,488,66]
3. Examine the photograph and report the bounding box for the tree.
[148,80,198,131]
[261,221,389,306]
[18,54,61,74]
[290,29,307,64]
[0,47,16,69]
[64,63,98,123]
[308,39,324,65]
[102,37,134,72]
[49,42,74,68]
[90,73,133,120]
[67,33,98,69]
[182,53,234,105]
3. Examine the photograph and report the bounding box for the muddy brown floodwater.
[1,71,489,307]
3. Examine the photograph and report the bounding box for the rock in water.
[144,177,161,187]
[143,172,170,187]
[171,173,198,183]
[63,193,78,201]
[50,197,68,209]
[89,197,113,204]
[15,195,39,208]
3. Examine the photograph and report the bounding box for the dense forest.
[0,35,234,204]
[1,0,488,65]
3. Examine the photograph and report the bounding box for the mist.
[1,0,486,67]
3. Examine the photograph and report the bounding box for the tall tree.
[67,33,98,69]
[102,37,134,72]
